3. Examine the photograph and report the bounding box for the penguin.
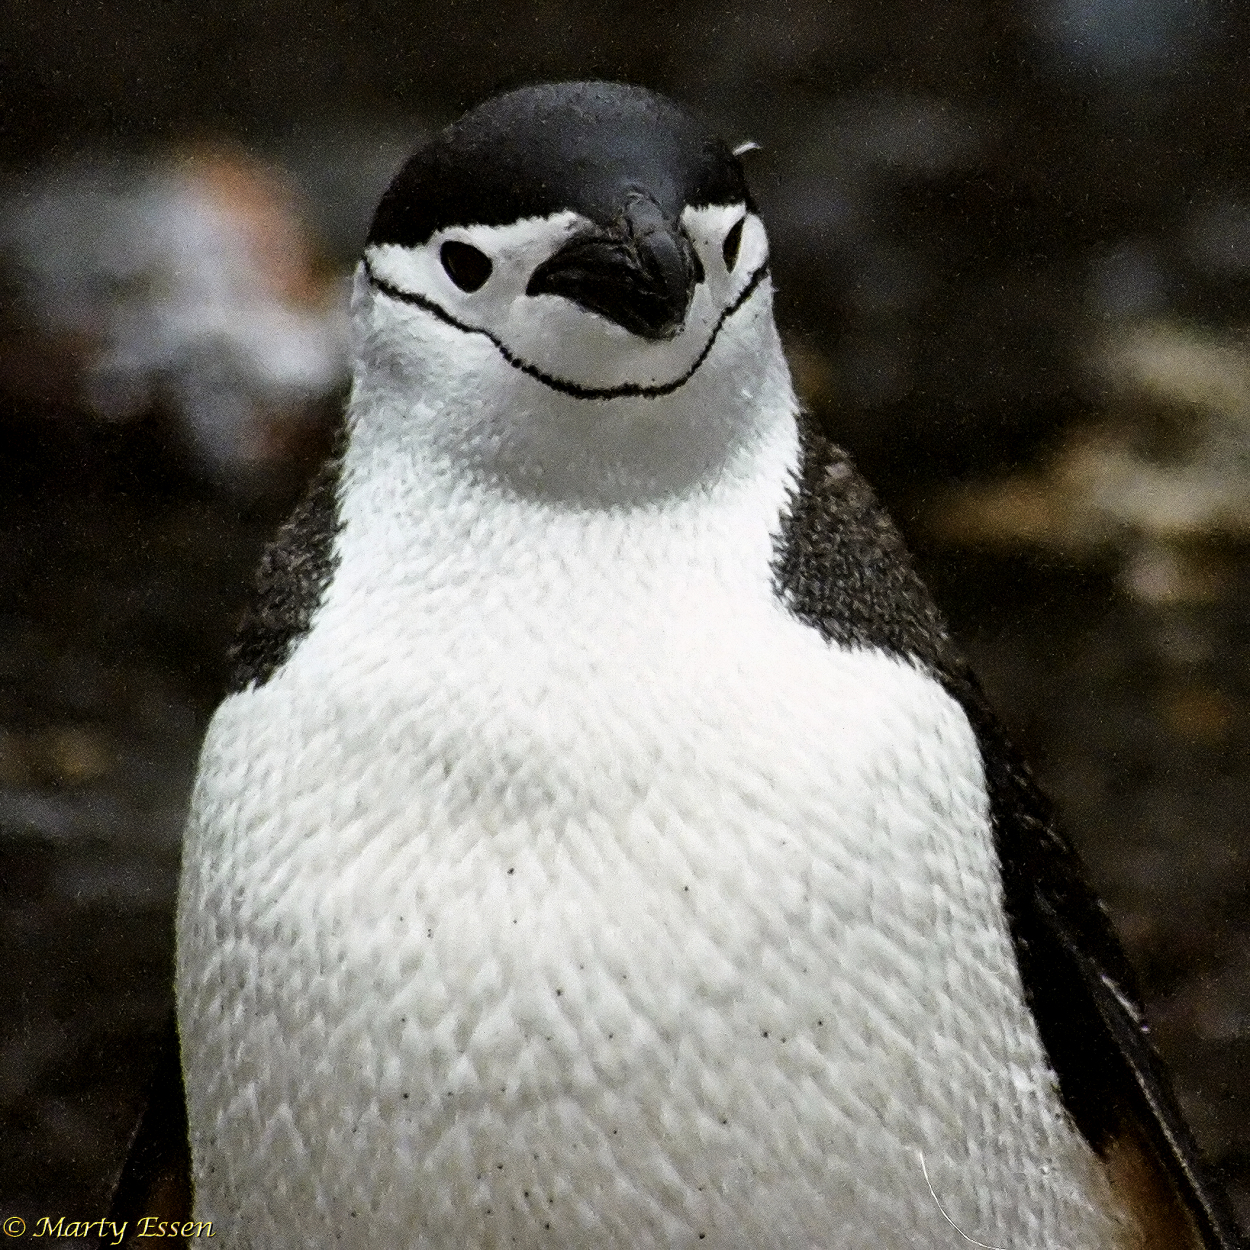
[155,82,1244,1248]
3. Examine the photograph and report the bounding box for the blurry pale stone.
[927,319,1250,602]
[927,477,1073,549]
[1160,686,1235,744]
[1122,541,1223,606]
[0,727,112,787]
[1,145,350,489]
[45,727,112,786]
[1106,321,1250,416]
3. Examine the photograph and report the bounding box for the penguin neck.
[333,345,801,624]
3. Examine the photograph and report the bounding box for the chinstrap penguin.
[151,82,1244,1248]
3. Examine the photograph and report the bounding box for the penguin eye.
[722,218,744,271]
[440,241,493,292]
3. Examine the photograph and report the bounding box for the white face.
[362,203,770,396]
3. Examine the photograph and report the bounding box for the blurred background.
[2,0,1248,1235]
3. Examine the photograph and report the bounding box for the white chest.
[176,402,1134,1247]
[177,560,1132,1248]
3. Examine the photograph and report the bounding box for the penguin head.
[353,82,791,503]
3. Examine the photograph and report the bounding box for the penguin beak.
[526,192,703,340]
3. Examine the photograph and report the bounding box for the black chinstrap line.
[361,254,770,401]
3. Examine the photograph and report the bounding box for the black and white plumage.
[132,82,1243,1248]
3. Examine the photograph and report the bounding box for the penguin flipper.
[959,678,1244,1250]
[107,1011,192,1245]
[1032,891,1245,1250]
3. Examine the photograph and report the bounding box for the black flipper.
[1036,891,1245,1248]
[107,1011,192,1246]
[773,413,1245,1249]
[955,675,1245,1250]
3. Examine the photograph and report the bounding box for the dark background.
[2,0,1248,1237]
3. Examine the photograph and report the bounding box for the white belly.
[176,594,1133,1249]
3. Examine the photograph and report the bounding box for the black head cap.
[367,82,753,248]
